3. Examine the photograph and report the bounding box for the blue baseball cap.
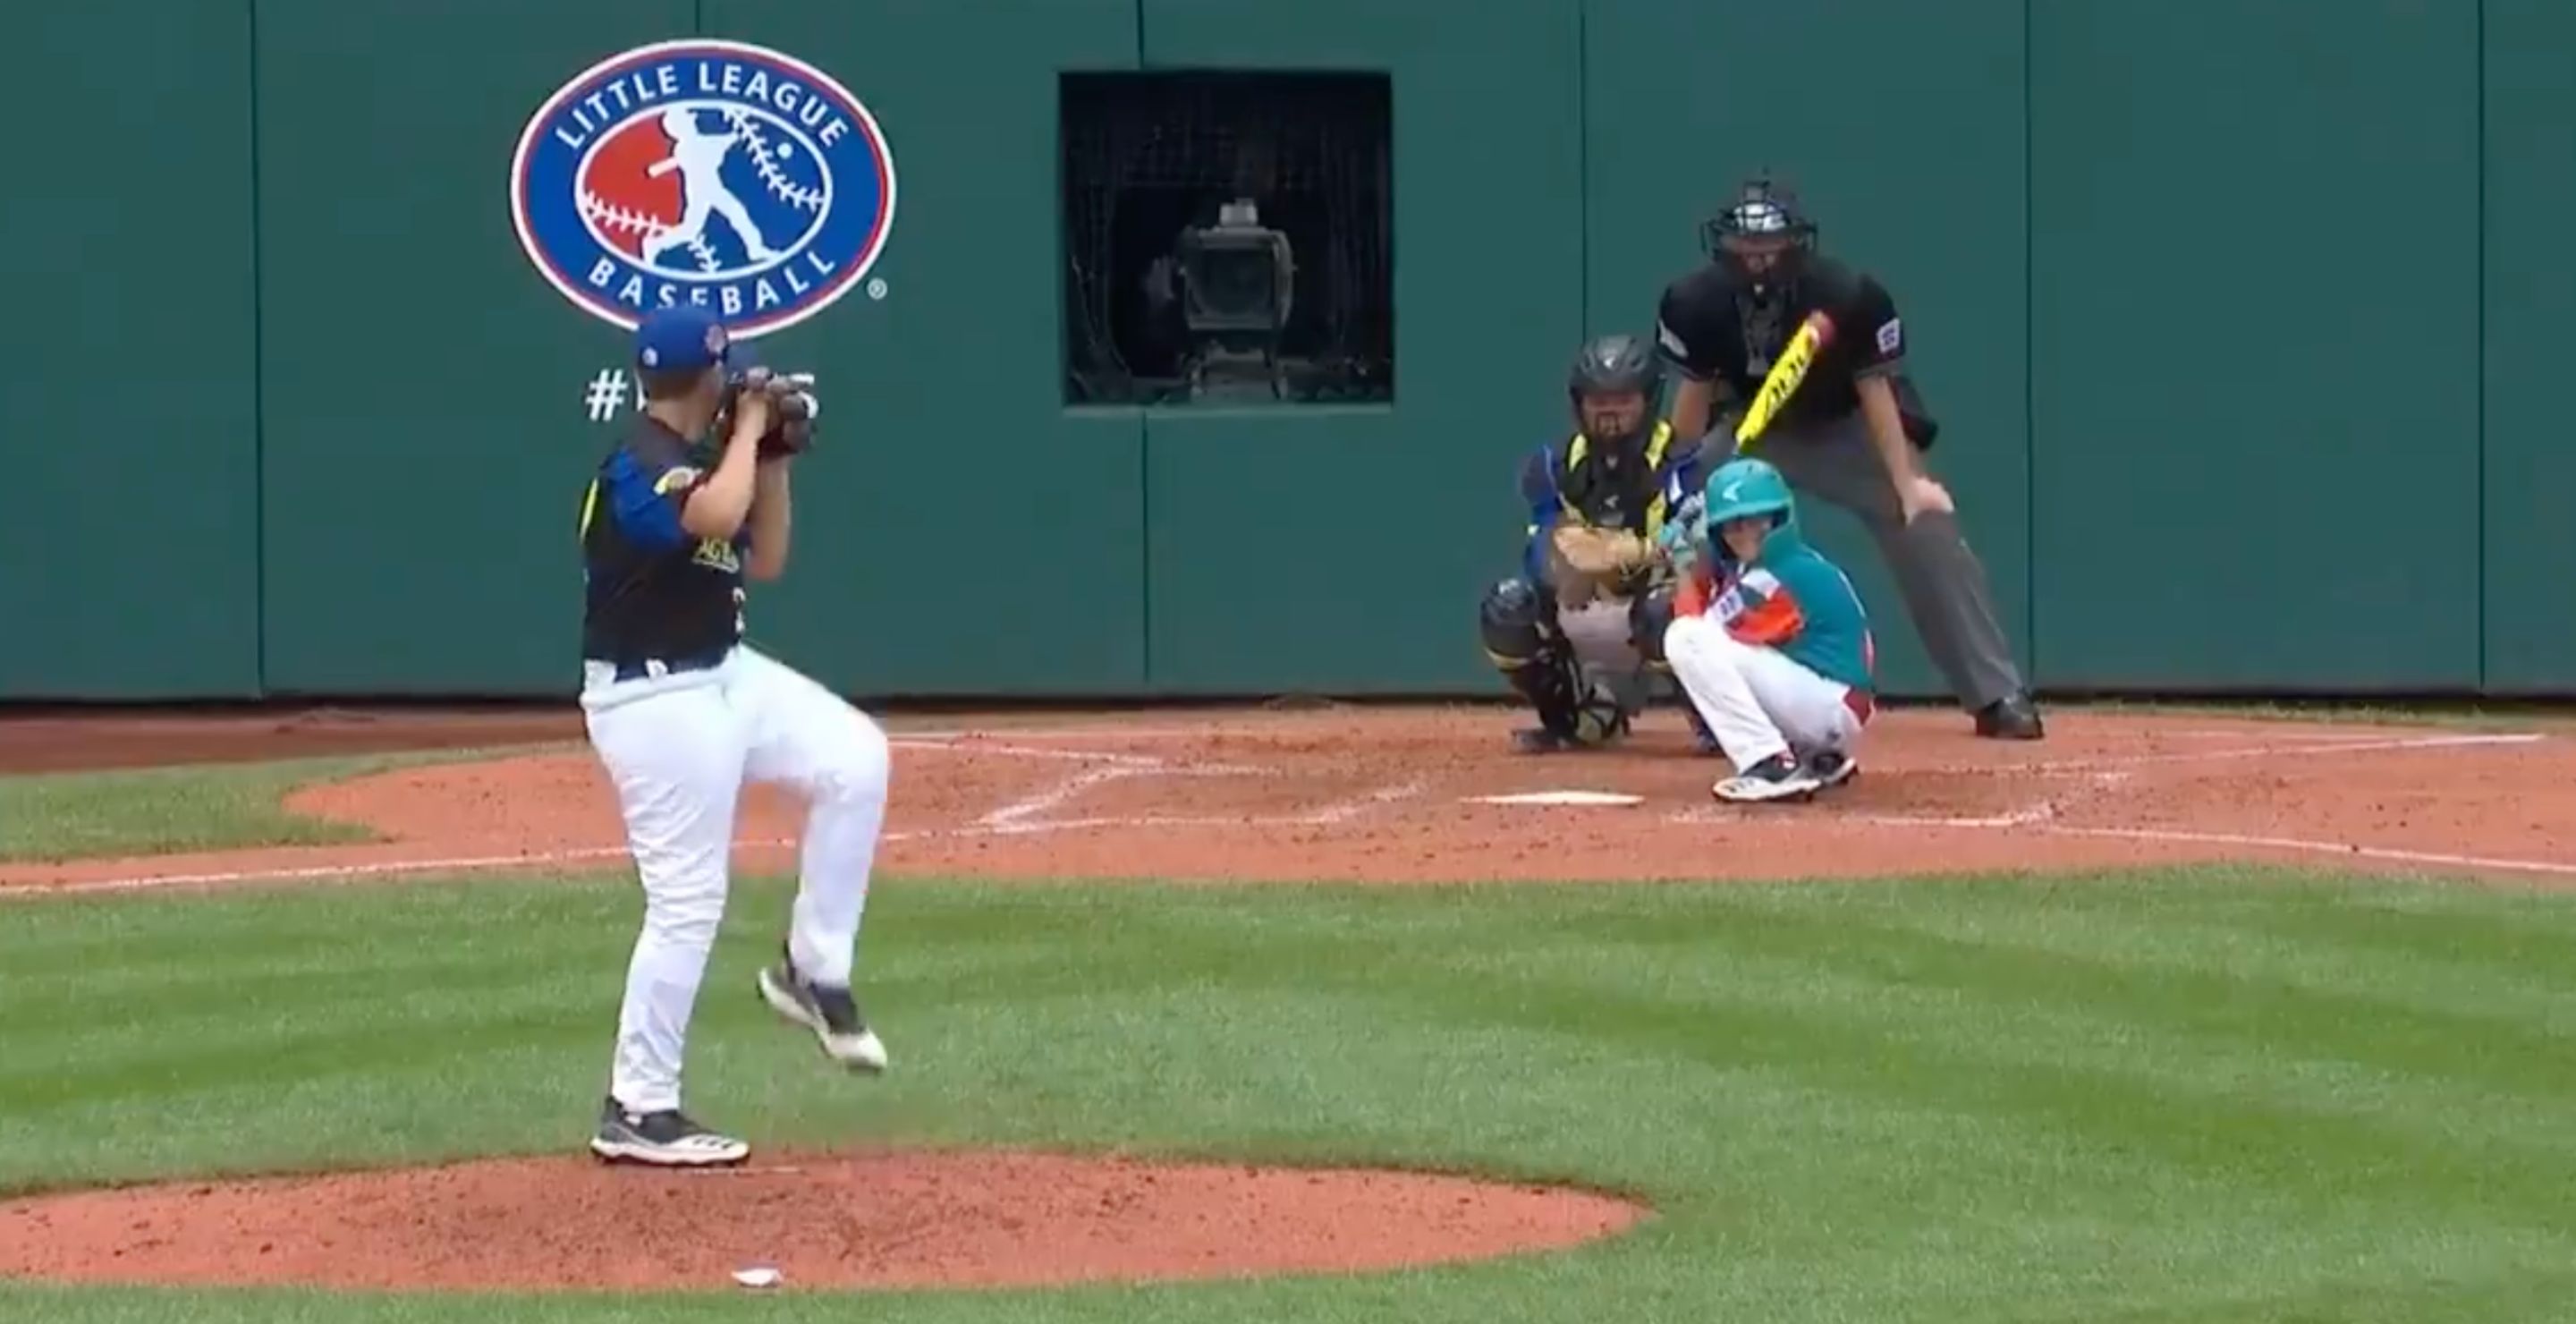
[633,304,733,372]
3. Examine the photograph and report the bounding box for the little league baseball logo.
[510,38,895,338]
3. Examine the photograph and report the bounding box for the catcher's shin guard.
[1629,585,1678,668]
[1479,578,1622,746]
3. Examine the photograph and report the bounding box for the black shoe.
[1509,702,1631,754]
[1713,752,1825,803]
[1511,726,1574,753]
[1803,748,1860,789]
[1975,693,2046,740]
[757,946,888,1073]
[589,1096,750,1167]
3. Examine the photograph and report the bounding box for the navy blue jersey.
[1517,420,1707,590]
[580,418,747,667]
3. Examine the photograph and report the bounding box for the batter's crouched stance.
[579,305,890,1168]
[1480,335,1713,754]
[1655,178,2045,740]
[1661,457,1874,802]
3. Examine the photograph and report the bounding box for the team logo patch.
[509,38,896,338]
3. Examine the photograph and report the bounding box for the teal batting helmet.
[1704,457,1795,527]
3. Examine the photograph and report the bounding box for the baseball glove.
[1550,523,1657,580]
[724,367,820,461]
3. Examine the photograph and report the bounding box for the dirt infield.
[0,1148,1643,1292]
[4,701,2573,893]
[4,699,2572,1294]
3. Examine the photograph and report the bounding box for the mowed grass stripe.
[2,870,2572,1322]
[0,746,551,863]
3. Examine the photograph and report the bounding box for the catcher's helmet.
[1568,333,1665,403]
[1566,334,1666,446]
[1700,174,1818,287]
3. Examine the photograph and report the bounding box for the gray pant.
[1557,595,1657,714]
[1722,411,2025,711]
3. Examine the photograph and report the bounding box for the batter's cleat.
[589,1097,750,1167]
[1804,748,1860,789]
[1975,693,2046,741]
[1713,753,1824,803]
[758,948,888,1074]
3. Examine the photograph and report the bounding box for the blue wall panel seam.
[1133,0,1152,688]
[2474,0,2487,690]
[1576,0,1589,340]
[2020,0,2038,689]
[248,0,268,698]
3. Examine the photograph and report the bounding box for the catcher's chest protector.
[1557,424,1674,535]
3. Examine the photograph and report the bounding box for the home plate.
[1465,790,1645,807]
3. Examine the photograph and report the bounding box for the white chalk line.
[1928,732,2545,778]
[2034,825,2576,879]
[4,741,1420,899]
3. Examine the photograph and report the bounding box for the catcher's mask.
[1566,334,1665,452]
[1701,174,1818,297]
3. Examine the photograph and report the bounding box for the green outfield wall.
[4,0,2565,702]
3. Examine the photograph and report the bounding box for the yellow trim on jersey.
[579,479,600,540]
[1556,420,1676,539]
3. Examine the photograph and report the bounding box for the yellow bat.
[1733,311,1835,453]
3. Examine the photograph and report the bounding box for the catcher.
[1477,334,1716,753]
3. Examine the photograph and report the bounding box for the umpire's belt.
[589,645,733,683]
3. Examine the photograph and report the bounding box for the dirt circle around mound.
[0,1149,1648,1294]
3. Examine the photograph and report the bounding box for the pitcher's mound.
[0,1148,1648,1293]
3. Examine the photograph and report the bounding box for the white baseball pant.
[579,643,891,1114]
[1664,615,1866,774]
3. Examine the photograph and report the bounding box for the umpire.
[1652,176,2044,740]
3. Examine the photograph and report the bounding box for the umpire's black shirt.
[1654,253,1935,442]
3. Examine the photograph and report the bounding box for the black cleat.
[757,946,888,1073]
[589,1096,750,1167]
[1713,752,1824,803]
[1975,693,2046,741]
[1804,748,1860,789]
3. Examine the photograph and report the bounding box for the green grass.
[0,746,560,864]
[3,867,2573,1320]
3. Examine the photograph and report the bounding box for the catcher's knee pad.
[1628,587,1679,668]
[1478,577,1555,668]
[1479,577,1592,735]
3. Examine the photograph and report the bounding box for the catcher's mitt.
[1546,524,1659,604]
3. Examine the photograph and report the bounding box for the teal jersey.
[1693,456,1876,691]
[1710,545,1876,692]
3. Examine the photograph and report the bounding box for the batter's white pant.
[1664,615,1867,774]
[579,644,892,1114]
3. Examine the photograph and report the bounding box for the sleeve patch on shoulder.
[1875,318,1902,356]
[653,465,703,496]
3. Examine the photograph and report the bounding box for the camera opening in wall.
[1060,71,1394,407]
